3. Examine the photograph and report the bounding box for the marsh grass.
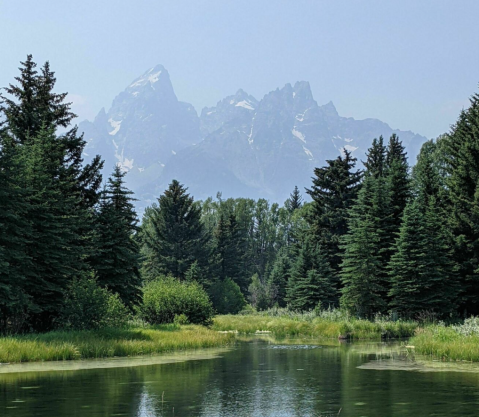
[410,325,479,362]
[0,324,235,363]
[213,313,417,340]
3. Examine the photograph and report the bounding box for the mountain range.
[79,65,427,209]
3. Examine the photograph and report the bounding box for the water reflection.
[1,339,479,416]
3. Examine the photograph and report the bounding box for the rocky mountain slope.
[80,65,427,208]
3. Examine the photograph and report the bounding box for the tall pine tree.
[340,177,387,318]
[141,180,210,281]
[443,91,479,314]
[287,238,336,311]
[388,198,458,318]
[306,150,362,279]
[91,166,141,308]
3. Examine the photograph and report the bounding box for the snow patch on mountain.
[108,119,121,135]
[292,129,306,143]
[303,146,313,159]
[235,100,255,110]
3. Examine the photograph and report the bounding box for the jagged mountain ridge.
[80,65,427,208]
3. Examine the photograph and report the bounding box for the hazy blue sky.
[1,0,478,138]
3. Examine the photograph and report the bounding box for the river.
[1,338,479,416]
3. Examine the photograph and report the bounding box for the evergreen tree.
[0,55,103,209]
[287,239,336,311]
[15,126,85,329]
[91,166,141,308]
[443,91,479,314]
[340,178,386,317]
[363,136,386,178]
[0,136,33,331]
[306,150,362,277]
[0,56,74,142]
[213,212,247,290]
[385,134,410,231]
[267,249,291,307]
[388,198,458,318]
[286,186,303,212]
[141,180,210,281]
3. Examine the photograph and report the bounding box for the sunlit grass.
[409,325,479,362]
[0,325,235,363]
[213,314,417,340]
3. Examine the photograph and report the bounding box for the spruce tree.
[0,136,33,331]
[443,91,479,314]
[141,180,210,281]
[15,126,84,329]
[286,186,303,212]
[287,238,336,311]
[340,178,386,317]
[213,212,247,290]
[385,134,410,231]
[388,198,458,318]
[267,249,291,307]
[91,166,141,308]
[363,136,386,178]
[306,150,362,277]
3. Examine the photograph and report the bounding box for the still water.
[1,339,479,416]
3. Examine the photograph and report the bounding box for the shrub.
[57,276,130,330]
[210,278,246,314]
[139,276,214,325]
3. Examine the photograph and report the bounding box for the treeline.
[138,98,479,320]
[1,57,479,334]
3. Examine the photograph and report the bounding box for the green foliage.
[267,249,291,307]
[340,176,388,317]
[287,238,336,311]
[210,278,246,314]
[91,166,141,307]
[0,325,235,363]
[0,56,103,331]
[442,91,479,314]
[213,311,417,340]
[139,276,214,325]
[212,212,248,291]
[140,180,210,281]
[385,134,410,232]
[285,185,303,212]
[248,274,270,311]
[57,276,130,330]
[388,198,458,318]
[306,150,362,276]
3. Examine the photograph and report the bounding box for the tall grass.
[0,324,235,363]
[213,309,417,340]
[410,325,479,362]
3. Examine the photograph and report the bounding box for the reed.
[0,324,235,363]
[409,325,479,362]
[212,314,417,340]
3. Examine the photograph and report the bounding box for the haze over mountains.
[79,65,427,209]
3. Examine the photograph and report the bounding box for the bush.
[57,276,130,330]
[139,276,214,325]
[210,278,246,314]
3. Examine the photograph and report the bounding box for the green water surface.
[1,339,479,416]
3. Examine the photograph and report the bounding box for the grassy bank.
[213,311,418,340]
[0,324,235,363]
[409,325,479,362]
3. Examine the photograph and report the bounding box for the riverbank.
[212,312,418,340]
[409,325,479,362]
[0,324,235,363]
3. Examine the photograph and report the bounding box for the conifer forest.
[1,56,479,336]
